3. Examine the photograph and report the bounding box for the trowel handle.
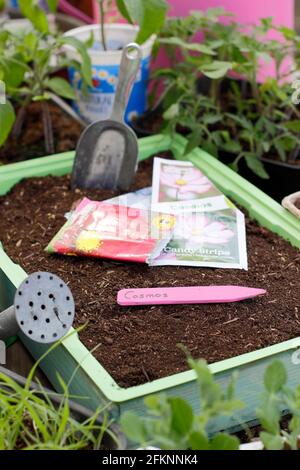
[0,306,19,342]
[110,43,142,123]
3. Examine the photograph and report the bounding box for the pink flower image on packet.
[46,198,174,264]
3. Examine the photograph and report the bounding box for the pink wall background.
[93,0,294,28]
[157,0,295,81]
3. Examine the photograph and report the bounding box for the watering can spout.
[0,306,19,342]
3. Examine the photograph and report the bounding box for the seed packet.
[46,198,174,264]
[150,208,248,269]
[106,182,248,270]
[151,158,248,270]
[152,157,232,214]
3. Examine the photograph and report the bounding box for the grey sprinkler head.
[0,272,75,344]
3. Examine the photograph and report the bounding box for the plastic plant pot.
[234,157,300,203]
[282,191,300,220]
[0,134,300,434]
[63,24,155,124]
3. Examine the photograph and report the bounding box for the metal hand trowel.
[0,272,75,344]
[72,43,142,191]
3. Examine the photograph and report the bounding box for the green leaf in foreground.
[210,433,240,450]
[120,412,147,444]
[184,129,204,156]
[260,432,283,450]
[169,397,193,435]
[117,0,169,45]
[264,360,287,393]
[46,0,59,13]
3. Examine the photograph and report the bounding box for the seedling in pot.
[0,365,123,450]
[256,360,300,450]
[72,43,142,191]
[121,355,244,450]
[151,9,300,177]
[0,272,75,344]
[0,0,92,155]
[95,0,168,50]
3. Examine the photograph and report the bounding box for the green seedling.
[95,0,168,51]
[257,360,300,450]
[152,8,300,177]
[0,328,119,450]
[121,353,244,450]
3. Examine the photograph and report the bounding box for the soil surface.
[0,102,83,164]
[0,156,299,388]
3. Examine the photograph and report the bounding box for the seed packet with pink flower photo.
[106,186,247,269]
[151,208,247,269]
[152,158,232,214]
[151,158,247,270]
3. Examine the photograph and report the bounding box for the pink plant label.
[117,286,267,306]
